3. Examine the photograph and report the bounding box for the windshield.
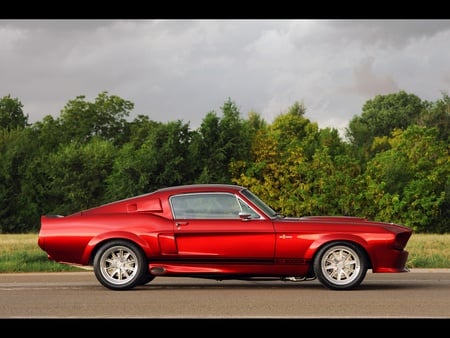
[240,188,279,218]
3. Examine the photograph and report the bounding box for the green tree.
[0,95,29,130]
[31,115,66,152]
[125,114,161,148]
[195,98,251,183]
[40,138,117,215]
[105,120,195,201]
[421,92,450,142]
[245,110,267,132]
[231,102,322,215]
[0,128,39,233]
[346,91,424,155]
[58,91,133,144]
[362,126,449,233]
[317,127,347,157]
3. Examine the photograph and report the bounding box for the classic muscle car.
[38,184,412,290]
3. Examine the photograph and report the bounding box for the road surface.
[0,269,449,318]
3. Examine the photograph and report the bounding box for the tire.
[313,241,367,290]
[93,240,148,291]
[138,273,155,285]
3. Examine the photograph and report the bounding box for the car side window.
[238,199,260,219]
[171,196,190,219]
[212,194,241,218]
[171,193,243,219]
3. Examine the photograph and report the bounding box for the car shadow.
[133,279,429,291]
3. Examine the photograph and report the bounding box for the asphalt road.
[0,269,449,319]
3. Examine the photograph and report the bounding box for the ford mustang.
[38,184,413,291]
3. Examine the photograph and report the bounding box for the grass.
[0,233,84,273]
[0,233,449,273]
[405,233,450,268]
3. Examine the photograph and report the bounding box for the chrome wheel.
[313,242,367,290]
[94,240,147,290]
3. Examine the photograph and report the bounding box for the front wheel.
[93,240,148,290]
[313,242,367,290]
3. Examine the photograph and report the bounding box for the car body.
[38,184,412,291]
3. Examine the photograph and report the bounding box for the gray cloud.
[1,19,449,134]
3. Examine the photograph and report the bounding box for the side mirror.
[239,212,252,221]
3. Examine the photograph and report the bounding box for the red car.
[38,184,412,291]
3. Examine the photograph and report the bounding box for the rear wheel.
[313,242,367,290]
[93,240,148,290]
[138,273,155,285]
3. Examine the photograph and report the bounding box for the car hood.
[285,215,412,232]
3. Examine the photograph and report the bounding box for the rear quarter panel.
[38,212,173,266]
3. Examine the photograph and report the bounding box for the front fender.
[303,234,369,261]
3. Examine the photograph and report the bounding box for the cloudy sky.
[1,19,449,133]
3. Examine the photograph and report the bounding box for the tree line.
[0,91,449,234]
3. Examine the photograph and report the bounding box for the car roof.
[155,184,246,194]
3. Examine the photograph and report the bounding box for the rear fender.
[82,231,157,265]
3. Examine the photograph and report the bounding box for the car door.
[170,192,275,262]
